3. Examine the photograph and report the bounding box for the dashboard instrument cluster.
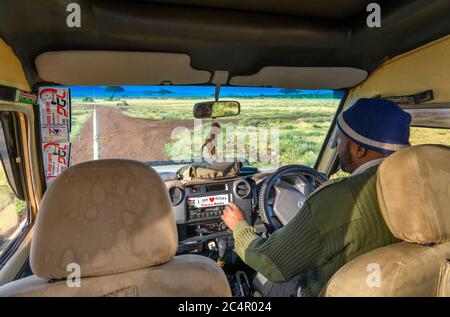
[167,177,254,251]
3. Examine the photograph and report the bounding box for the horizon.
[67,86,342,99]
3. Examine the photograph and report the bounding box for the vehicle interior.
[0,0,449,297]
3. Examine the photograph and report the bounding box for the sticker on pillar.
[41,125,70,142]
[38,87,71,127]
[42,142,71,186]
[38,86,72,187]
[15,90,38,105]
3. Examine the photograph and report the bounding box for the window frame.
[314,90,349,175]
[402,103,450,130]
[0,111,32,268]
[0,112,26,199]
[318,100,450,177]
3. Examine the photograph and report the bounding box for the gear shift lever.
[217,238,227,267]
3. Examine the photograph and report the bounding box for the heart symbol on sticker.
[209,197,215,202]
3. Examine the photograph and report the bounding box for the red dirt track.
[71,106,195,165]
[70,106,311,165]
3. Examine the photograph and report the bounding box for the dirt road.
[71,106,195,164]
[70,106,320,165]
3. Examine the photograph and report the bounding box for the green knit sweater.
[233,165,398,297]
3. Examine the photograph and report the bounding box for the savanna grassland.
[71,98,341,168]
[70,98,449,169]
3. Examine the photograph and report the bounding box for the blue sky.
[67,86,340,98]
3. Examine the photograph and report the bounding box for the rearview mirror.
[193,101,240,119]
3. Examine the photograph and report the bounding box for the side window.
[0,165,26,254]
[407,107,450,146]
[0,112,29,259]
[409,127,449,146]
[330,106,449,179]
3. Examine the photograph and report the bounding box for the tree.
[155,88,174,97]
[313,89,322,98]
[104,86,125,100]
[279,88,298,95]
[82,96,94,102]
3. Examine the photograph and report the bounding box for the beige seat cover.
[0,159,231,296]
[323,145,450,296]
[322,242,450,296]
[377,144,450,244]
[0,255,230,297]
[436,260,450,297]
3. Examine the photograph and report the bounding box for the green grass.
[118,98,337,121]
[410,127,450,145]
[70,98,340,169]
[69,98,449,172]
[160,99,340,168]
[70,104,93,140]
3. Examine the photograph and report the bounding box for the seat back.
[322,242,450,296]
[0,159,231,296]
[0,254,231,297]
[323,145,450,296]
[437,260,450,297]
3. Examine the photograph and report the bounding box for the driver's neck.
[352,158,385,176]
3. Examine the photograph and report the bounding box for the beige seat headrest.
[377,144,450,244]
[31,159,178,279]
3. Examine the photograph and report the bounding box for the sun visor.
[230,67,367,89]
[35,51,211,86]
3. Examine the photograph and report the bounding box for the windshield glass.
[68,86,343,171]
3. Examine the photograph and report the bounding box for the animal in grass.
[116,100,129,107]
[202,122,221,161]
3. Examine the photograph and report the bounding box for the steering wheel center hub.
[258,165,328,232]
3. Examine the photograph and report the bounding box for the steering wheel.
[258,165,328,233]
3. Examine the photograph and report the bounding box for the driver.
[222,98,412,297]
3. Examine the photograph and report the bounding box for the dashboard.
[161,163,325,257]
[160,164,326,296]
[164,174,268,254]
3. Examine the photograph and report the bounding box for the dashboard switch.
[219,222,228,231]
[208,241,217,251]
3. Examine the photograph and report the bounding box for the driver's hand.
[221,202,245,231]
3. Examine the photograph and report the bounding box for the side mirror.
[193,101,240,119]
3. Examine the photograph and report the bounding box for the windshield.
[68,86,343,171]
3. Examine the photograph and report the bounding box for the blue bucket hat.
[336,98,412,154]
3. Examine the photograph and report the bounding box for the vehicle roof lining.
[35,51,370,88]
[143,0,376,20]
[229,67,368,89]
[0,0,449,89]
[35,51,212,86]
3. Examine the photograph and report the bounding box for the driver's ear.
[349,141,366,159]
[354,143,367,158]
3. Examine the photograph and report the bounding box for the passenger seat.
[0,159,231,296]
[437,260,450,297]
[322,144,450,296]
